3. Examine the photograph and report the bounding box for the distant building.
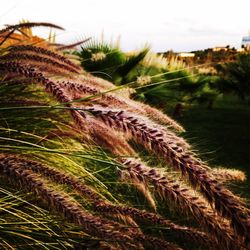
[177,52,195,58]
[241,30,250,50]
[237,47,245,53]
[212,47,229,52]
[242,36,250,50]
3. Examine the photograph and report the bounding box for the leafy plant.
[77,38,148,84]
[216,53,250,103]
[0,21,249,250]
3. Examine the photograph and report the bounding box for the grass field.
[176,95,250,202]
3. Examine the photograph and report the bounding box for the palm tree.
[77,38,149,84]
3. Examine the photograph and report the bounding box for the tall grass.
[0,21,249,250]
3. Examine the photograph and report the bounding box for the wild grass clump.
[0,21,249,249]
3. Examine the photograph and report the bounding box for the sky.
[1,0,250,52]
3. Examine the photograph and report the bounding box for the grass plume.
[85,106,250,244]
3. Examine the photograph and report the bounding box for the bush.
[216,53,250,103]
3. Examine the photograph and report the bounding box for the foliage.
[191,47,237,64]
[77,38,149,84]
[77,38,125,79]
[133,65,220,111]
[0,21,249,250]
[215,53,250,103]
[134,67,195,105]
[77,40,220,111]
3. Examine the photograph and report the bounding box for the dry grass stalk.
[136,234,183,250]
[48,71,184,133]
[1,154,214,248]
[0,62,87,131]
[84,106,249,244]
[0,62,129,151]
[96,202,216,249]
[141,104,185,132]
[0,22,64,35]
[56,38,91,51]
[118,168,157,210]
[68,76,185,132]
[0,156,142,249]
[0,52,79,74]
[57,80,99,96]
[210,168,246,183]
[120,158,241,250]
[0,154,186,250]
[85,117,135,155]
[8,45,82,72]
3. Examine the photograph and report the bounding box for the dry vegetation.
[0,22,249,250]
